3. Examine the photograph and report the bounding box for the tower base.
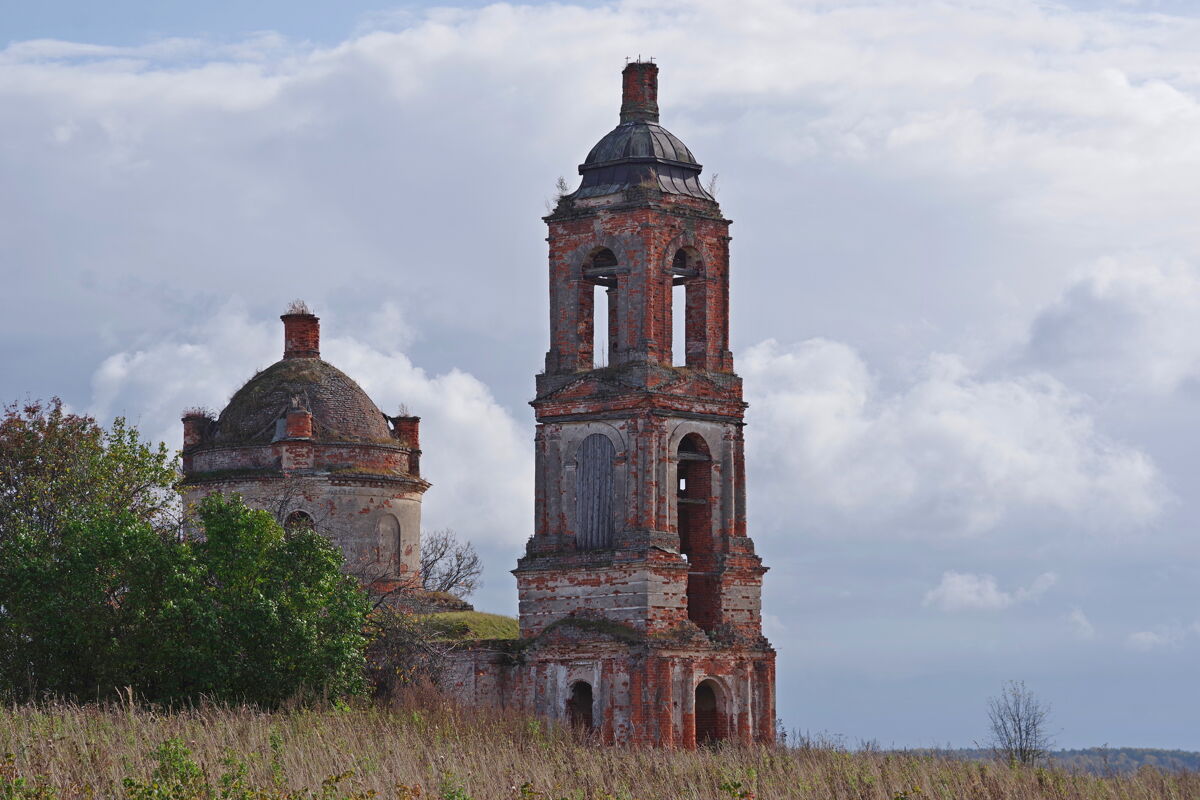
[441,619,775,748]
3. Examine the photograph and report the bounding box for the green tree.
[0,509,187,698]
[0,493,368,705]
[0,398,177,542]
[183,494,369,705]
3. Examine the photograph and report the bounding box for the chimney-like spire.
[620,60,659,124]
[281,300,320,359]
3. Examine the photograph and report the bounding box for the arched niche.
[694,679,728,746]
[566,681,595,732]
[377,513,401,570]
[575,433,617,549]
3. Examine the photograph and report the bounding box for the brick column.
[281,312,320,359]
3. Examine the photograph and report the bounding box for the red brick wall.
[544,197,733,375]
[441,641,775,748]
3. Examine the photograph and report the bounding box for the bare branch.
[419,528,482,599]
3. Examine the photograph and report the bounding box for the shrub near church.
[0,399,368,705]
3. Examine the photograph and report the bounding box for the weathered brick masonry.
[447,61,775,747]
[180,310,428,591]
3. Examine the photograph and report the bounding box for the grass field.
[0,699,1195,799]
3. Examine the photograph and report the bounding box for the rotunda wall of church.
[181,474,422,581]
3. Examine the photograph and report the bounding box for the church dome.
[583,121,699,167]
[571,62,713,201]
[212,357,393,446]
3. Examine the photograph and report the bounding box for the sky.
[2,0,1199,749]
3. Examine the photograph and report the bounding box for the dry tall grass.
[0,697,1194,800]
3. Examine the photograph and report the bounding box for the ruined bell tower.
[509,60,776,746]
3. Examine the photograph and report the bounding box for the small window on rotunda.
[284,510,315,533]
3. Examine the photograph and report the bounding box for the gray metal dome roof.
[584,121,698,165]
[574,120,714,200]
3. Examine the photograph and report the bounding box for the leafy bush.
[0,494,368,705]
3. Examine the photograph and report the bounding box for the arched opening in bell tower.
[670,249,704,367]
[677,433,715,630]
[584,248,620,368]
[594,285,610,367]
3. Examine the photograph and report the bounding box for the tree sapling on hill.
[987,680,1054,766]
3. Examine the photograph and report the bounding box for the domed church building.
[179,303,427,590]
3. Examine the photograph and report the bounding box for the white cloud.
[323,334,532,547]
[1126,628,1182,651]
[1025,256,1200,395]
[1124,620,1200,650]
[924,572,1012,611]
[923,570,1057,611]
[742,338,1162,537]
[7,0,1200,390]
[90,299,278,445]
[1066,607,1097,639]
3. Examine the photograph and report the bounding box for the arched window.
[583,249,620,368]
[576,433,616,549]
[677,433,715,630]
[669,248,703,367]
[567,681,594,731]
[284,510,314,533]
[694,680,726,745]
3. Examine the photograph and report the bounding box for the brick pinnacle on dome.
[281,299,320,360]
[620,59,659,124]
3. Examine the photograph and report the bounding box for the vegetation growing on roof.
[422,611,520,641]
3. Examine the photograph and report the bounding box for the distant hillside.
[936,748,1200,774]
[1052,748,1200,774]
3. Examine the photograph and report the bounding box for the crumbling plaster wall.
[181,472,422,580]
